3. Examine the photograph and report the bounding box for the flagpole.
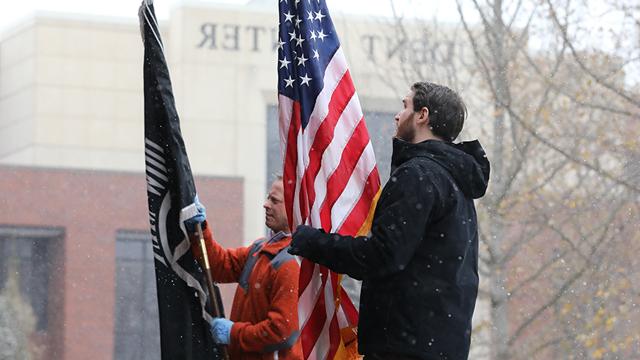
[195,223,230,360]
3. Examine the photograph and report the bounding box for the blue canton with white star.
[278,0,341,129]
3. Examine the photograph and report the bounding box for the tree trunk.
[488,0,512,358]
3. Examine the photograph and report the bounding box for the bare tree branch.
[503,105,640,193]
[545,0,640,109]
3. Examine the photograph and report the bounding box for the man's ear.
[417,106,430,126]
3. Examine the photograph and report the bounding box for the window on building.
[266,105,283,187]
[362,111,396,184]
[114,231,160,360]
[266,105,396,188]
[0,226,61,332]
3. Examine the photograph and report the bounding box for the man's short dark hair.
[411,82,466,142]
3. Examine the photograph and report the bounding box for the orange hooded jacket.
[192,223,303,360]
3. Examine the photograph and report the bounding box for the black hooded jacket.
[289,138,490,360]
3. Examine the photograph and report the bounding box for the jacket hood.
[391,138,490,199]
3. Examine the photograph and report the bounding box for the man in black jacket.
[288,82,490,360]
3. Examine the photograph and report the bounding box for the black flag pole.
[139,0,228,359]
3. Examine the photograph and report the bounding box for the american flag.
[277,0,381,359]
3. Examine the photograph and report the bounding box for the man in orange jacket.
[188,177,302,359]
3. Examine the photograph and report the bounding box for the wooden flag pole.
[195,223,230,360]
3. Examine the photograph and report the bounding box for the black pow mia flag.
[139,1,224,358]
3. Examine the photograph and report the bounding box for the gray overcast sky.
[0,0,464,34]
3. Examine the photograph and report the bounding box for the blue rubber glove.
[184,195,206,233]
[209,317,233,345]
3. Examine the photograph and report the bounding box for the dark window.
[362,111,395,184]
[0,226,60,332]
[266,105,283,188]
[113,231,160,360]
[266,105,396,188]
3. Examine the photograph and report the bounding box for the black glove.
[289,225,324,257]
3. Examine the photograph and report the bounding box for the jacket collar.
[391,138,443,169]
[260,231,292,256]
[390,137,490,199]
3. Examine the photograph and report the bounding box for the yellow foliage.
[619,278,630,289]
[605,316,616,331]
[592,347,606,359]
[580,150,592,161]
[540,108,551,124]
[585,337,595,348]
[625,335,635,347]
[561,303,573,316]
[591,308,606,328]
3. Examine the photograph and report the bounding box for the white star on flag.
[284,76,295,87]
[300,73,312,86]
[279,56,291,69]
[317,29,327,41]
[297,53,308,66]
[288,30,297,42]
[284,11,295,23]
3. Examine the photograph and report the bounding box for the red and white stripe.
[279,47,381,360]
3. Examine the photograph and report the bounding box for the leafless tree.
[377,0,640,358]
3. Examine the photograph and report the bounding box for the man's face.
[394,90,418,143]
[263,179,290,233]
